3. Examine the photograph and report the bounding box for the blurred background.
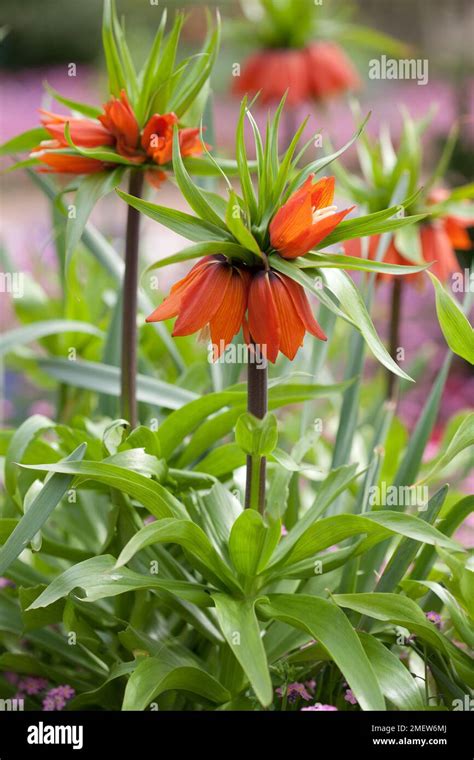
[1,1,473,529]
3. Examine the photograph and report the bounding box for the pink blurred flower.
[42,685,75,711]
[301,703,338,711]
[276,682,312,703]
[344,689,357,705]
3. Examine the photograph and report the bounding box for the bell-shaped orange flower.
[270,175,354,258]
[99,89,142,161]
[40,109,114,148]
[146,256,250,360]
[146,255,326,363]
[233,43,359,105]
[233,49,311,106]
[246,271,327,363]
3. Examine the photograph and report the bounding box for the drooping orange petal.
[444,217,472,250]
[209,269,250,358]
[421,224,460,282]
[145,257,215,322]
[179,128,206,158]
[173,262,232,335]
[281,275,327,341]
[33,151,106,174]
[270,273,306,359]
[100,90,140,156]
[247,271,281,363]
[40,110,114,148]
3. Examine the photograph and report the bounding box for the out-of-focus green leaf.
[429,273,474,364]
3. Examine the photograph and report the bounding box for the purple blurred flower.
[281,524,288,537]
[276,682,312,703]
[305,679,317,692]
[42,685,75,711]
[18,676,48,695]
[344,689,357,705]
[425,611,442,628]
[301,703,338,711]
[144,515,157,525]
[0,577,15,588]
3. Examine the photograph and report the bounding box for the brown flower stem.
[244,343,268,513]
[121,169,144,429]
[387,278,403,400]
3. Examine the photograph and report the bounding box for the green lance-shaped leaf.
[225,191,263,257]
[235,412,278,457]
[19,460,188,520]
[212,593,273,707]
[298,250,429,276]
[172,126,228,231]
[322,268,413,380]
[0,444,86,576]
[102,0,125,96]
[333,592,474,684]
[27,555,209,609]
[0,127,49,156]
[267,510,461,572]
[115,518,241,593]
[257,594,385,711]
[429,273,474,364]
[357,632,425,710]
[122,652,230,710]
[228,511,281,577]
[116,188,232,242]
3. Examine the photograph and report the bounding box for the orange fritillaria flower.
[99,89,143,162]
[344,190,472,285]
[269,175,354,258]
[146,255,327,363]
[145,174,353,363]
[233,42,359,106]
[142,112,205,165]
[32,93,206,177]
[233,49,311,106]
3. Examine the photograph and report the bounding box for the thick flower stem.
[121,170,144,429]
[387,278,403,400]
[245,345,268,512]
